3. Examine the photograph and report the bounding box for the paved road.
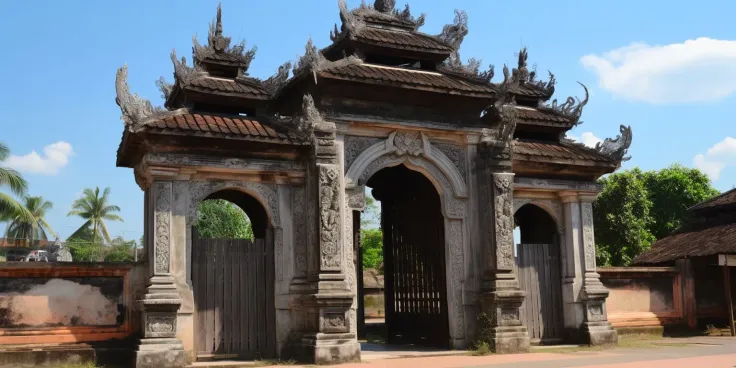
[329,337,736,368]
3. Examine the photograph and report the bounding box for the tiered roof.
[115,1,633,178]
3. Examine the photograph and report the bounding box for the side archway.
[186,181,280,359]
[513,203,565,343]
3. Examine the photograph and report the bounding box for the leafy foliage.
[594,165,719,266]
[361,228,383,270]
[67,187,123,243]
[4,195,54,246]
[360,191,384,270]
[66,230,136,262]
[194,199,253,240]
[0,142,31,222]
[642,164,720,239]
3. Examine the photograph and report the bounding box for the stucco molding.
[345,130,468,198]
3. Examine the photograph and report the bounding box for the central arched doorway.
[359,164,450,348]
[191,189,276,360]
[514,204,564,344]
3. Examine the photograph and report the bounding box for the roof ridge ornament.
[594,125,633,162]
[192,2,257,74]
[539,82,589,124]
[374,0,396,13]
[436,10,468,52]
[115,65,171,131]
[293,38,363,84]
[441,53,494,83]
[170,50,206,87]
[261,61,292,96]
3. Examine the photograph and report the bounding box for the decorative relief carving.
[493,174,515,270]
[347,189,365,210]
[514,177,602,192]
[344,193,357,333]
[146,315,176,336]
[582,202,596,270]
[154,182,171,274]
[321,310,349,333]
[392,130,424,156]
[319,165,341,270]
[449,220,465,338]
[500,307,520,322]
[434,142,467,180]
[293,187,307,276]
[344,136,380,173]
[147,153,304,172]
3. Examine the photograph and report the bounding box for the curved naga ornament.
[115,65,166,130]
[541,82,589,123]
[595,125,633,162]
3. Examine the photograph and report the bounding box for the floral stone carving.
[154,182,171,274]
[319,165,341,270]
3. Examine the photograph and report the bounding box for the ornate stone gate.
[113,1,632,366]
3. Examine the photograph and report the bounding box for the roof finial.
[514,47,530,84]
[374,0,396,12]
[208,2,230,53]
[215,2,223,36]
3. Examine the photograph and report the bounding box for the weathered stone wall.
[0,263,142,345]
[598,267,684,328]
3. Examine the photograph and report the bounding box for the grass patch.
[52,363,103,368]
[252,358,298,366]
[469,340,492,356]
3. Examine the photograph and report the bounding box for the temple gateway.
[115,1,632,366]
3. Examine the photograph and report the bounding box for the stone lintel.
[515,177,602,193]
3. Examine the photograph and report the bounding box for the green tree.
[67,186,123,243]
[66,228,105,262]
[194,199,254,240]
[593,165,719,266]
[104,235,136,262]
[0,142,31,222]
[642,164,720,239]
[361,228,384,269]
[4,195,55,246]
[593,168,655,266]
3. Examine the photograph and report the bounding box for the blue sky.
[1,0,735,240]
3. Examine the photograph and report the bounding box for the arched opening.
[357,164,450,348]
[514,204,564,344]
[191,189,276,361]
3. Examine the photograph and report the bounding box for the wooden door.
[516,243,564,343]
[381,173,449,348]
[192,230,276,360]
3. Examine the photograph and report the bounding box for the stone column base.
[133,338,187,368]
[583,321,618,346]
[302,333,361,364]
[489,326,531,354]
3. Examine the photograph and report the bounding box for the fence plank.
[205,238,215,354]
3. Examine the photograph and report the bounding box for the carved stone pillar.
[578,195,617,345]
[300,118,359,364]
[559,192,586,341]
[477,142,530,354]
[134,181,186,368]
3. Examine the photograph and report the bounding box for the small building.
[634,187,736,333]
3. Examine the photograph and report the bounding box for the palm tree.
[0,142,31,222]
[67,186,123,243]
[5,196,55,246]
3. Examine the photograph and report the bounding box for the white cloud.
[6,141,74,175]
[566,132,602,148]
[693,137,736,180]
[581,38,736,103]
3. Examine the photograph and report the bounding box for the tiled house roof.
[140,112,299,144]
